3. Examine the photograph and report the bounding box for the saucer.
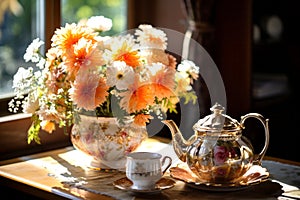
[113,177,176,194]
[169,163,269,192]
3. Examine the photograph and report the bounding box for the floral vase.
[70,114,148,170]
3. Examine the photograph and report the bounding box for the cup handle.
[161,156,172,175]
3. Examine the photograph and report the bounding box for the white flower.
[12,67,32,86]
[22,93,39,114]
[175,72,192,91]
[36,58,46,69]
[106,34,137,53]
[106,61,135,90]
[12,67,34,96]
[96,36,111,50]
[135,24,167,50]
[34,70,45,87]
[87,16,112,32]
[177,60,200,84]
[148,62,164,76]
[23,38,44,63]
[178,60,199,74]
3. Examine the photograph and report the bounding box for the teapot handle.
[240,113,269,165]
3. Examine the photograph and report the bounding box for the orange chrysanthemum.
[149,65,176,99]
[152,83,175,100]
[133,114,153,126]
[95,77,109,107]
[110,39,142,68]
[51,23,97,56]
[167,53,177,69]
[64,38,105,78]
[126,84,155,113]
[71,72,108,110]
[116,50,141,68]
[120,75,155,113]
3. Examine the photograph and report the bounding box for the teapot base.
[169,163,269,191]
[189,163,251,184]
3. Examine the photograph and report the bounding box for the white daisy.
[106,61,135,90]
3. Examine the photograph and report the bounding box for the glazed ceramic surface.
[71,115,148,169]
[125,152,172,190]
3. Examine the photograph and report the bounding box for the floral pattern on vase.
[71,114,148,169]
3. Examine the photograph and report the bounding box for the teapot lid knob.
[210,103,225,114]
[193,102,241,132]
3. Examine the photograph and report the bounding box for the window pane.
[0,0,127,116]
[61,0,127,35]
[0,0,37,97]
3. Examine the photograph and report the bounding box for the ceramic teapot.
[162,103,269,184]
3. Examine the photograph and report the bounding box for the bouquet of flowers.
[9,16,199,144]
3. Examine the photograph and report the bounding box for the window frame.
[0,0,60,114]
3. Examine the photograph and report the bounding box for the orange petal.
[40,120,56,133]
[95,78,109,106]
[133,114,153,126]
[152,83,175,100]
[128,84,155,113]
[116,51,141,68]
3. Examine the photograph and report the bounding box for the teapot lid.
[193,103,241,133]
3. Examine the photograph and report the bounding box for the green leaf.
[27,114,41,144]
[181,91,198,104]
[27,122,41,144]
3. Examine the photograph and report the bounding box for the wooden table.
[0,137,299,200]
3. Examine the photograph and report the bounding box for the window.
[0,0,127,116]
[0,0,37,97]
[62,0,127,35]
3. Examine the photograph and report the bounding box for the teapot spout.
[162,120,189,162]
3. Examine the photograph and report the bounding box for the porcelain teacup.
[126,152,172,190]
